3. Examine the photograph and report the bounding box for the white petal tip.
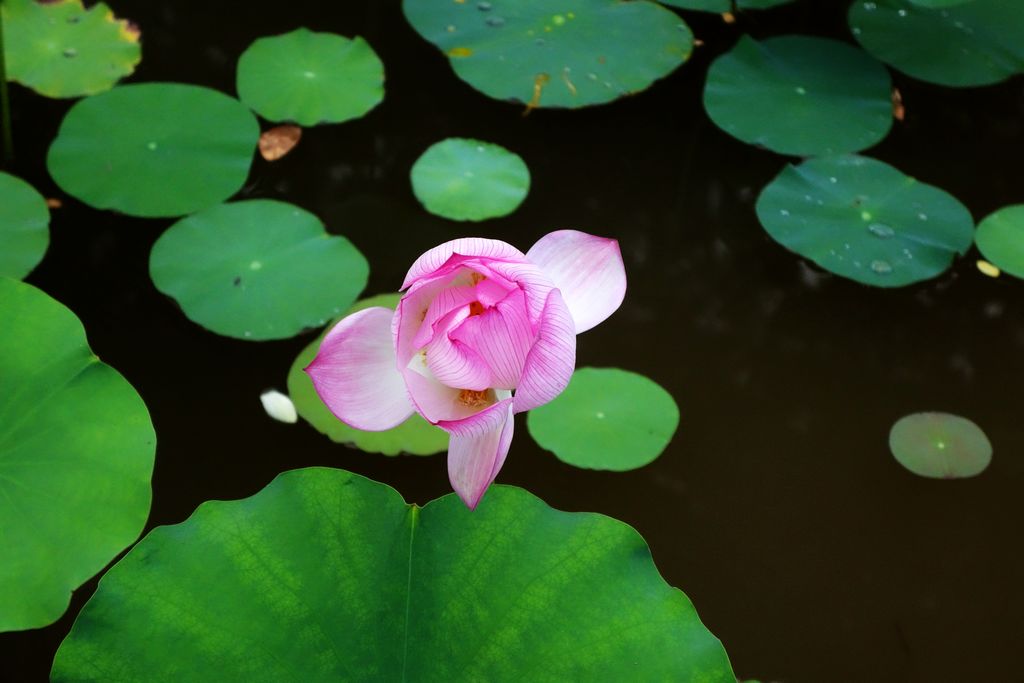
[260,389,298,424]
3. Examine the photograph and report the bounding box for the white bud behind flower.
[260,389,298,424]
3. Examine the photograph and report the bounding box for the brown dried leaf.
[892,88,905,122]
[258,125,302,162]
[45,198,63,209]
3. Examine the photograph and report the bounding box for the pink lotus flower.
[306,230,626,508]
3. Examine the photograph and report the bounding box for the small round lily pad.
[149,200,369,341]
[704,35,893,156]
[889,412,992,478]
[403,0,693,108]
[975,205,1024,280]
[47,83,259,218]
[1,0,140,98]
[411,138,530,221]
[287,293,448,455]
[0,172,50,279]
[0,278,154,632]
[236,29,385,126]
[849,0,1024,87]
[527,367,679,471]
[755,155,974,287]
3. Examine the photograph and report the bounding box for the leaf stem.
[0,1,14,165]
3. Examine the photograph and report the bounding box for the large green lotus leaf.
[889,412,992,478]
[0,172,49,279]
[1,0,140,99]
[287,293,448,455]
[755,155,974,287]
[52,467,734,682]
[0,278,154,632]
[660,0,792,10]
[703,35,893,156]
[236,29,385,126]
[149,200,368,341]
[975,205,1024,280]
[908,0,975,6]
[403,0,693,108]
[527,367,679,471]
[411,138,530,221]
[736,0,794,7]
[849,0,1024,87]
[47,83,259,218]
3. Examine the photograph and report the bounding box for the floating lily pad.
[889,412,992,478]
[704,35,893,156]
[974,205,1024,280]
[527,367,679,471]
[908,0,974,6]
[0,172,49,279]
[736,0,794,7]
[287,293,448,455]
[849,0,1024,87]
[53,468,734,681]
[659,0,792,10]
[755,155,974,287]
[47,83,259,218]
[236,29,385,126]
[0,278,154,632]
[1,0,140,98]
[411,138,530,221]
[403,0,694,108]
[149,200,368,341]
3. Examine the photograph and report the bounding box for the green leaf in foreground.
[236,28,385,126]
[974,205,1024,280]
[1,0,140,98]
[0,278,154,632]
[703,35,892,156]
[53,467,734,682]
[889,412,992,478]
[528,367,679,471]
[0,172,50,279]
[411,138,530,221]
[755,155,974,287]
[403,0,693,108]
[849,0,1024,87]
[47,83,259,218]
[287,293,448,455]
[149,199,368,341]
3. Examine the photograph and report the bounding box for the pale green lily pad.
[975,205,1024,280]
[0,278,154,632]
[527,367,679,471]
[403,0,693,108]
[703,35,893,156]
[236,29,385,126]
[149,200,368,341]
[755,155,974,287]
[287,293,448,455]
[52,468,734,682]
[849,0,1024,87]
[0,172,49,279]
[1,0,140,98]
[411,138,530,221]
[908,0,975,6]
[660,0,792,10]
[889,412,992,478]
[47,83,259,218]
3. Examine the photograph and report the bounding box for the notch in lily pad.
[756,155,974,287]
[149,200,369,341]
[974,205,1024,281]
[889,412,992,478]
[411,138,530,221]
[287,293,448,456]
[236,29,385,126]
[0,172,50,279]
[527,367,680,471]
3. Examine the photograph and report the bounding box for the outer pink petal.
[450,288,534,389]
[444,399,515,509]
[425,307,493,391]
[525,229,626,333]
[402,238,525,289]
[512,289,576,414]
[305,307,414,430]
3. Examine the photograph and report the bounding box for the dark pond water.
[3,1,1024,681]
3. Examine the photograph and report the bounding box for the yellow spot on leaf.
[448,46,473,58]
[524,72,550,115]
[562,67,577,96]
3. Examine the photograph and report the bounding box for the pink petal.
[444,399,515,509]
[450,288,534,389]
[411,284,477,351]
[402,238,525,289]
[485,259,556,328]
[526,230,626,333]
[512,289,576,414]
[305,307,414,430]
[424,307,493,391]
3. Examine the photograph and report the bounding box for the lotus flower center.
[468,300,485,316]
[458,389,491,407]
